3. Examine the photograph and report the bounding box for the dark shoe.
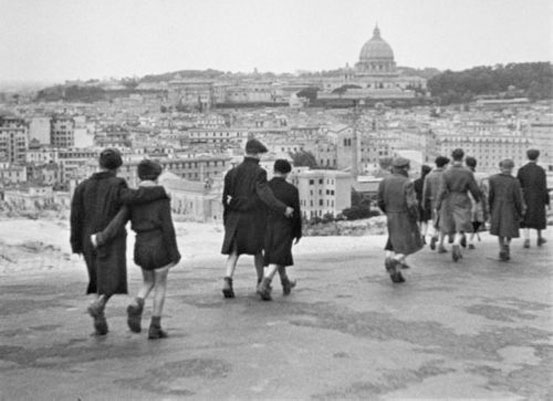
[437,245,448,254]
[468,244,475,250]
[523,239,530,249]
[87,302,108,336]
[452,245,461,262]
[222,277,235,298]
[499,250,509,261]
[127,298,144,333]
[396,271,406,283]
[460,234,467,248]
[281,277,296,296]
[537,237,547,247]
[148,325,168,340]
[257,278,272,301]
[429,236,437,251]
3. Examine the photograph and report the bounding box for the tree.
[289,151,318,168]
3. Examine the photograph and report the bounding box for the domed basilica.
[319,25,427,100]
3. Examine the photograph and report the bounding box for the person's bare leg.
[127,269,155,333]
[257,263,277,300]
[223,246,239,298]
[149,265,170,339]
[254,252,264,284]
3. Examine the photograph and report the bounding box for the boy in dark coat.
[70,149,167,335]
[414,164,432,244]
[377,157,423,283]
[423,156,450,252]
[489,159,525,261]
[92,159,180,339]
[517,149,550,248]
[221,139,294,298]
[257,160,302,301]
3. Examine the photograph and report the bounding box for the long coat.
[95,185,180,271]
[378,172,423,256]
[414,176,431,222]
[70,172,166,296]
[263,177,302,267]
[517,162,549,229]
[423,167,446,228]
[488,173,524,238]
[436,164,481,233]
[221,157,287,255]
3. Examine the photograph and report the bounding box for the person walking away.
[377,157,423,283]
[436,148,481,262]
[92,160,180,339]
[70,149,167,336]
[221,139,294,298]
[465,157,489,249]
[517,149,550,248]
[257,160,302,301]
[488,159,525,261]
[414,165,432,244]
[422,156,450,253]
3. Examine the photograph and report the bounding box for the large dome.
[359,26,394,61]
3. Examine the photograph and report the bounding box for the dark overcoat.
[95,187,180,271]
[436,164,481,233]
[517,162,549,229]
[488,173,524,238]
[263,177,302,267]
[414,176,431,222]
[378,172,423,256]
[70,172,166,296]
[422,167,446,228]
[221,157,287,255]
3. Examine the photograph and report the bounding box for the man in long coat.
[489,159,525,261]
[422,156,450,253]
[377,157,423,283]
[257,159,302,300]
[70,149,167,335]
[436,148,481,262]
[221,139,294,298]
[517,149,550,248]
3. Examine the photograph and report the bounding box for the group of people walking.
[379,147,550,283]
[70,141,549,337]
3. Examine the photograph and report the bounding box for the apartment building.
[0,115,28,164]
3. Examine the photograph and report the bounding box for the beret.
[274,159,292,173]
[392,157,410,168]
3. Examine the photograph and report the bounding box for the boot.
[148,316,167,340]
[537,237,547,247]
[222,277,235,298]
[281,276,296,296]
[257,277,272,301]
[127,297,144,333]
[87,297,108,336]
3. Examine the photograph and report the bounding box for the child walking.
[257,160,302,301]
[92,159,180,339]
[488,159,525,261]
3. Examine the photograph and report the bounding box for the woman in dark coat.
[489,159,525,261]
[414,164,432,244]
[257,160,302,300]
[221,139,293,298]
[517,149,550,248]
[377,157,423,283]
[70,149,167,335]
[93,160,180,339]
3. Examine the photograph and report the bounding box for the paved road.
[1,231,552,400]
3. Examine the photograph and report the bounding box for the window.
[309,179,314,185]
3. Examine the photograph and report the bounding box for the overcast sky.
[1,0,552,83]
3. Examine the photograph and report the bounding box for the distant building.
[529,117,553,172]
[0,115,28,164]
[29,117,51,145]
[50,115,75,148]
[0,163,27,184]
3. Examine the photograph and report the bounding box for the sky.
[1,0,552,83]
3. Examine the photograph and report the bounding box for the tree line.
[428,62,553,105]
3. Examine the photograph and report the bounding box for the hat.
[527,149,540,160]
[99,148,122,170]
[245,138,268,154]
[274,159,292,174]
[392,157,410,168]
[435,156,450,167]
[500,159,515,169]
[451,148,464,161]
[137,159,162,181]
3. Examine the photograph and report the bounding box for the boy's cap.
[392,157,410,168]
[138,159,162,180]
[274,159,292,173]
[527,149,540,160]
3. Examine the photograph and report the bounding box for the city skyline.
[1,0,552,83]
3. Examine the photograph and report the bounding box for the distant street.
[1,230,552,400]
